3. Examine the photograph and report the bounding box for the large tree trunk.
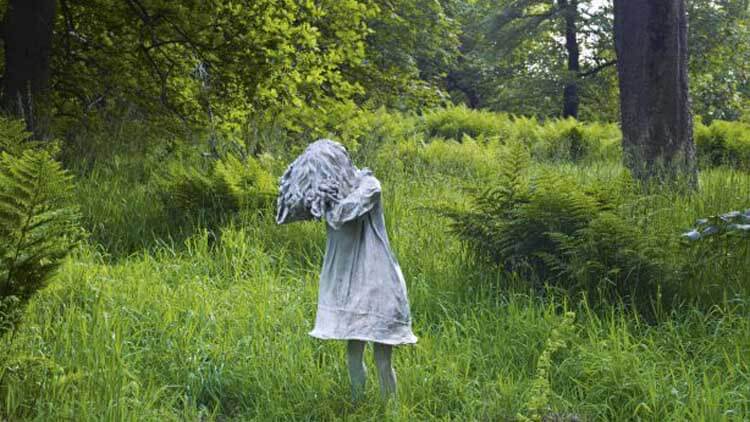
[613,0,697,187]
[559,0,579,119]
[1,0,57,135]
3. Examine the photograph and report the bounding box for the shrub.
[503,115,542,146]
[158,159,233,219]
[336,107,421,162]
[157,151,276,226]
[533,119,621,163]
[375,135,504,179]
[444,143,671,314]
[421,107,623,163]
[423,105,511,140]
[0,146,80,334]
[0,117,32,155]
[417,108,750,169]
[694,119,750,170]
[213,154,276,210]
[544,212,671,309]
[445,143,596,272]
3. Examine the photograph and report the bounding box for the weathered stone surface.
[277,139,417,345]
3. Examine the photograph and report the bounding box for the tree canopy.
[0,0,748,133]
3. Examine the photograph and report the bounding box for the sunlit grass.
[2,225,748,420]
[2,132,749,420]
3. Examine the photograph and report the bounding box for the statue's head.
[276,139,359,224]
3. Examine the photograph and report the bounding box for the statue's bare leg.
[373,342,397,398]
[347,340,367,400]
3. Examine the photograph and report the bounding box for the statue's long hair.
[276,139,359,224]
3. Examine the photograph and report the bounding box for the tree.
[448,0,617,120]
[356,0,460,110]
[559,0,579,118]
[688,0,750,121]
[1,0,57,136]
[613,0,697,186]
[40,0,377,136]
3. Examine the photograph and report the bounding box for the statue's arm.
[325,175,381,230]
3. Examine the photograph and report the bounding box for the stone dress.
[309,170,417,345]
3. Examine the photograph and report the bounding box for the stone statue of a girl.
[276,139,417,399]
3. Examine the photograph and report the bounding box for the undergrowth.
[0,123,80,336]
[1,109,749,420]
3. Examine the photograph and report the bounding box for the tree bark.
[559,0,580,119]
[1,0,57,135]
[613,0,697,187]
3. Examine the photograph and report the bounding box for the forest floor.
[1,132,749,421]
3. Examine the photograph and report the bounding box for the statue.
[276,139,417,399]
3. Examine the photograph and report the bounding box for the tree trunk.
[446,68,481,109]
[1,0,57,136]
[560,0,580,119]
[613,0,697,187]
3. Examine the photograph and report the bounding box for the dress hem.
[308,331,418,346]
[311,304,417,345]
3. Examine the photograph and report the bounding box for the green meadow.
[2,110,749,421]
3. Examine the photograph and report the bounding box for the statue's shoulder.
[356,169,381,191]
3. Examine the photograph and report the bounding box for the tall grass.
[2,110,750,420]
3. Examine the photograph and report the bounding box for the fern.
[0,117,32,156]
[423,105,512,140]
[444,144,671,314]
[447,143,603,279]
[156,152,276,228]
[443,142,531,263]
[213,154,276,210]
[0,149,79,334]
[157,159,234,217]
[545,213,670,310]
[695,120,750,170]
[518,312,576,422]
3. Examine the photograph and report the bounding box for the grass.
[2,119,750,420]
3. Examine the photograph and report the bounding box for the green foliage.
[270,103,422,159]
[688,0,750,121]
[446,0,619,120]
[213,154,276,210]
[533,119,621,163]
[376,135,505,180]
[52,0,376,132]
[158,160,234,219]
[360,0,460,110]
[421,107,622,163]
[336,107,421,161]
[445,142,670,312]
[694,119,750,170]
[0,147,80,334]
[543,212,671,311]
[2,114,750,420]
[423,105,511,140]
[418,107,750,171]
[681,210,750,295]
[444,0,750,122]
[519,311,576,422]
[0,117,32,156]
[6,0,750,138]
[2,214,747,420]
[156,152,276,225]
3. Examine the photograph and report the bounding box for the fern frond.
[0,149,79,333]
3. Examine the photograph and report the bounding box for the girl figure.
[276,139,417,399]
